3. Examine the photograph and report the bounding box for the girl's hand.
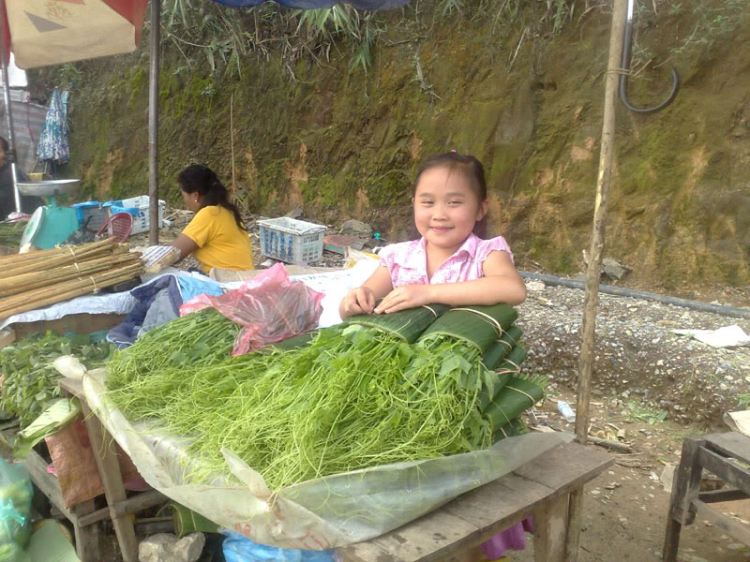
[375,285,434,314]
[340,287,377,318]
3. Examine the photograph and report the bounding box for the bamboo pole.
[0,1,20,214]
[0,261,143,308]
[0,265,142,312]
[230,93,236,203]
[0,240,123,278]
[567,1,627,560]
[148,0,161,246]
[0,237,118,266]
[0,263,144,319]
[0,254,141,297]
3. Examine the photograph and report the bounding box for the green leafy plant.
[626,400,668,425]
[0,333,113,428]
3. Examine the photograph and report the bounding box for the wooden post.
[567,0,627,560]
[0,3,20,214]
[230,93,236,202]
[148,0,161,246]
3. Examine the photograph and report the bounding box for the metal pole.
[567,0,627,560]
[148,0,160,245]
[0,2,19,214]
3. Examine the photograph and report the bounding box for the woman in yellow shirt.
[170,164,254,274]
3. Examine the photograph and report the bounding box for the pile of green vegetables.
[106,304,543,491]
[0,333,113,428]
[0,221,25,250]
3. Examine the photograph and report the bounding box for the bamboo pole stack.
[0,238,144,320]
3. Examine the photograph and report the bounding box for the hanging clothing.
[36,90,69,165]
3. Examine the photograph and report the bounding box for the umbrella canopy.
[1,0,148,69]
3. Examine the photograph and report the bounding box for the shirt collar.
[412,233,479,271]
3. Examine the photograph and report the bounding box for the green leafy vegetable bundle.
[105,303,543,491]
[0,332,112,428]
[0,222,25,250]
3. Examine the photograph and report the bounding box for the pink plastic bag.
[179,263,324,355]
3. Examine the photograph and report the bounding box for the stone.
[139,534,178,562]
[341,219,373,238]
[601,257,631,281]
[660,463,675,492]
[526,280,546,292]
[285,206,303,219]
[173,533,206,562]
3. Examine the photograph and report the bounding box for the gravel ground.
[517,281,750,427]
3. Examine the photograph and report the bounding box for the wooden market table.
[2,377,167,561]
[56,377,167,562]
[342,441,613,562]
[663,432,750,562]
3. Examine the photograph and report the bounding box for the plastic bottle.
[557,400,576,423]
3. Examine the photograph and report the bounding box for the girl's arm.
[375,250,526,314]
[339,266,394,319]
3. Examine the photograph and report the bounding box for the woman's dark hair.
[0,137,8,153]
[413,152,488,238]
[178,164,245,231]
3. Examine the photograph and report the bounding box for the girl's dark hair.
[413,152,488,238]
[0,137,8,153]
[178,164,245,231]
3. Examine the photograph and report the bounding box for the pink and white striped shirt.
[379,233,514,287]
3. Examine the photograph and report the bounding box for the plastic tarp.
[84,369,571,550]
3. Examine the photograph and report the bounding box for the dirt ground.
[506,389,750,562]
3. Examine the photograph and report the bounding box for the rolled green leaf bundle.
[484,374,546,434]
[479,341,527,410]
[419,304,517,353]
[493,417,528,442]
[495,344,526,375]
[482,326,523,370]
[347,303,449,343]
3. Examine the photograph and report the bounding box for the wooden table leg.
[663,437,704,562]
[534,493,569,562]
[72,499,100,562]
[80,401,139,562]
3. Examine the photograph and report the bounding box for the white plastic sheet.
[84,370,571,550]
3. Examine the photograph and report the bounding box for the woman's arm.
[170,234,199,260]
[375,251,526,314]
[339,266,394,319]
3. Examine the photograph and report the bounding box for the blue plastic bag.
[222,532,337,562]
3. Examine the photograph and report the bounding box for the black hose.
[519,271,750,321]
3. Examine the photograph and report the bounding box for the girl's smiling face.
[413,166,488,254]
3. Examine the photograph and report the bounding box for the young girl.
[340,152,530,561]
[340,151,526,318]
